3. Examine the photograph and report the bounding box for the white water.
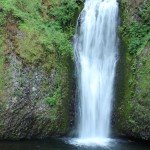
[74,0,119,145]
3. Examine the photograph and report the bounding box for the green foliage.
[46,88,61,106]
[120,22,149,54]
[136,46,150,106]
[48,0,79,29]
[0,0,81,135]
[0,12,6,27]
[120,0,127,10]
[16,30,44,64]
[117,0,150,139]
[138,1,150,24]
[0,0,78,63]
[119,1,150,55]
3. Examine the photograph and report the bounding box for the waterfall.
[74,0,119,142]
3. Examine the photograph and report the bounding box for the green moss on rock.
[115,0,150,140]
[0,0,82,139]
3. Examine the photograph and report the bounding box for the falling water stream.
[73,0,119,145]
[0,1,150,149]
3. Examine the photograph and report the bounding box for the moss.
[0,11,6,95]
[15,30,44,64]
[44,55,73,134]
[115,0,150,140]
[0,0,82,138]
[0,10,7,137]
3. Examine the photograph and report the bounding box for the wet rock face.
[0,37,75,139]
[0,0,82,140]
[0,50,74,140]
[8,54,56,104]
[0,54,58,139]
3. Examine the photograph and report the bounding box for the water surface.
[0,138,149,150]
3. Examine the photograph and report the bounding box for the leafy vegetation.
[119,1,150,55]
[0,0,82,135]
[46,88,61,106]
[1,0,80,63]
[117,0,150,140]
[48,0,79,30]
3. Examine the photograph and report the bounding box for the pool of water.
[0,138,149,150]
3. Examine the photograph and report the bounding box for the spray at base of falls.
[74,0,119,145]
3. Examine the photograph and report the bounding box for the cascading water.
[74,0,119,144]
